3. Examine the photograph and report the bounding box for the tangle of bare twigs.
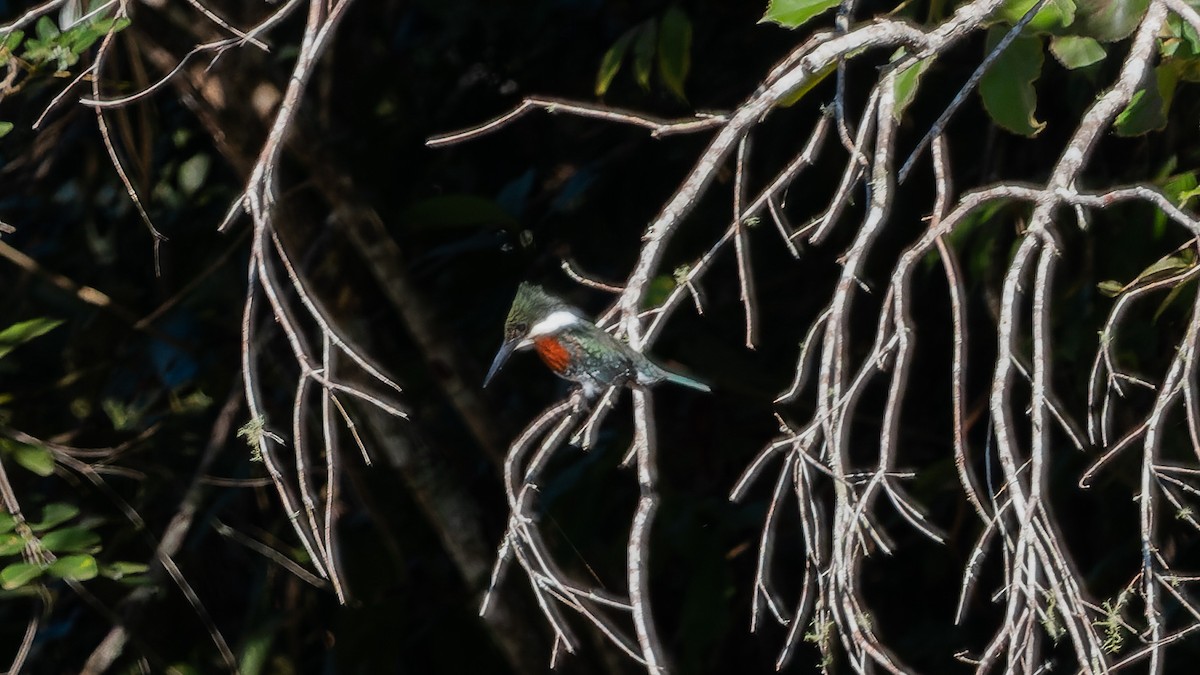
[431,0,1200,672]
[7,0,1200,672]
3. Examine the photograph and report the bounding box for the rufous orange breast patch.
[534,337,571,374]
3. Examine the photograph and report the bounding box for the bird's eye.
[514,321,528,333]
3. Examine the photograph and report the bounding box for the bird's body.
[484,283,710,397]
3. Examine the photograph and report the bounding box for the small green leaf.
[997,0,1075,32]
[775,60,835,108]
[35,16,59,41]
[1162,172,1199,205]
[0,318,63,359]
[657,7,692,101]
[54,46,79,71]
[1154,277,1196,323]
[1178,185,1200,205]
[632,20,656,91]
[1139,249,1195,280]
[30,503,79,531]
[240,619,278,675]
[0,122,12,139]
[1049,35,1106,69]
[1116,89,1153,134]
[761,0,839,29]
[0,562,44,590]
[39,526,100,553]
[0,533,25,556]
[0,512,14,534]
[47,554,98,581]
[1115,62,1179,136]
[644,274,676,309]
[595,30,634,96]
[20,43,52,65]
[178,154,211,196]
[891,50,931,120]
[979,29,1046,136]
[1162,15,1200,60]
[10,443,55,477]
[1074,0,1148,42]
[1181,16,1200,56]
[2,30,23,52]
[101,561,148,580]
[68,27,102,54]
[1108,248,1199,299]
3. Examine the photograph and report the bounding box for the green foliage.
[0,318,63,359]
[891,50,931,120]
[1096,587,1133,653]
[0,502,145,592]
[595,31,635,96]
[633,20,656,91]
[996,0,1075,32]
[0,29,24,64]
[12,14,131,72]
[978,0,1199,139]
[48,554,98,581]
[1115,63,1179,136]
[593,8,693,100]
[0,562,43,589]
[1041,591,1066,642]
[101,397,150,431]
[40,526,101,553]
[1097,239,1200,323]
[2,439,55,476]
[775,60,835,108]
[657,7,692,101]
[0,383,116,597]
[29,503,80,531]
[238,415,267,462]
[979,29,1045,136]
[760,0,839,29]
[1097,246,1196,297]
[803,616,834,669]
[178,154,212,197]
[0,121,12,138]
[100,560,148,580]
[1161,13,1200,62]
[0,533,25,556]
[1073,0,1149,42]
[970,0,1200,139]
[1048,35,1106,69]
[645,274,676,308]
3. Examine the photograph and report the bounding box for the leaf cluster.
[1,13,130,73]
[0,319,148,592]
[595,6,693,100]
[0,499,148,590]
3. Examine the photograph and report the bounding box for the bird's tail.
[637,356,711,392]
[658,367,711,392]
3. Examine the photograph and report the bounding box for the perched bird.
[483,283,710,397]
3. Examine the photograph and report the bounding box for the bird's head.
[483,283,580,387]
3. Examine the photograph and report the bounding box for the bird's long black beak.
[483,339,519,388]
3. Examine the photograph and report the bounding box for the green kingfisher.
[483,283,711,397]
